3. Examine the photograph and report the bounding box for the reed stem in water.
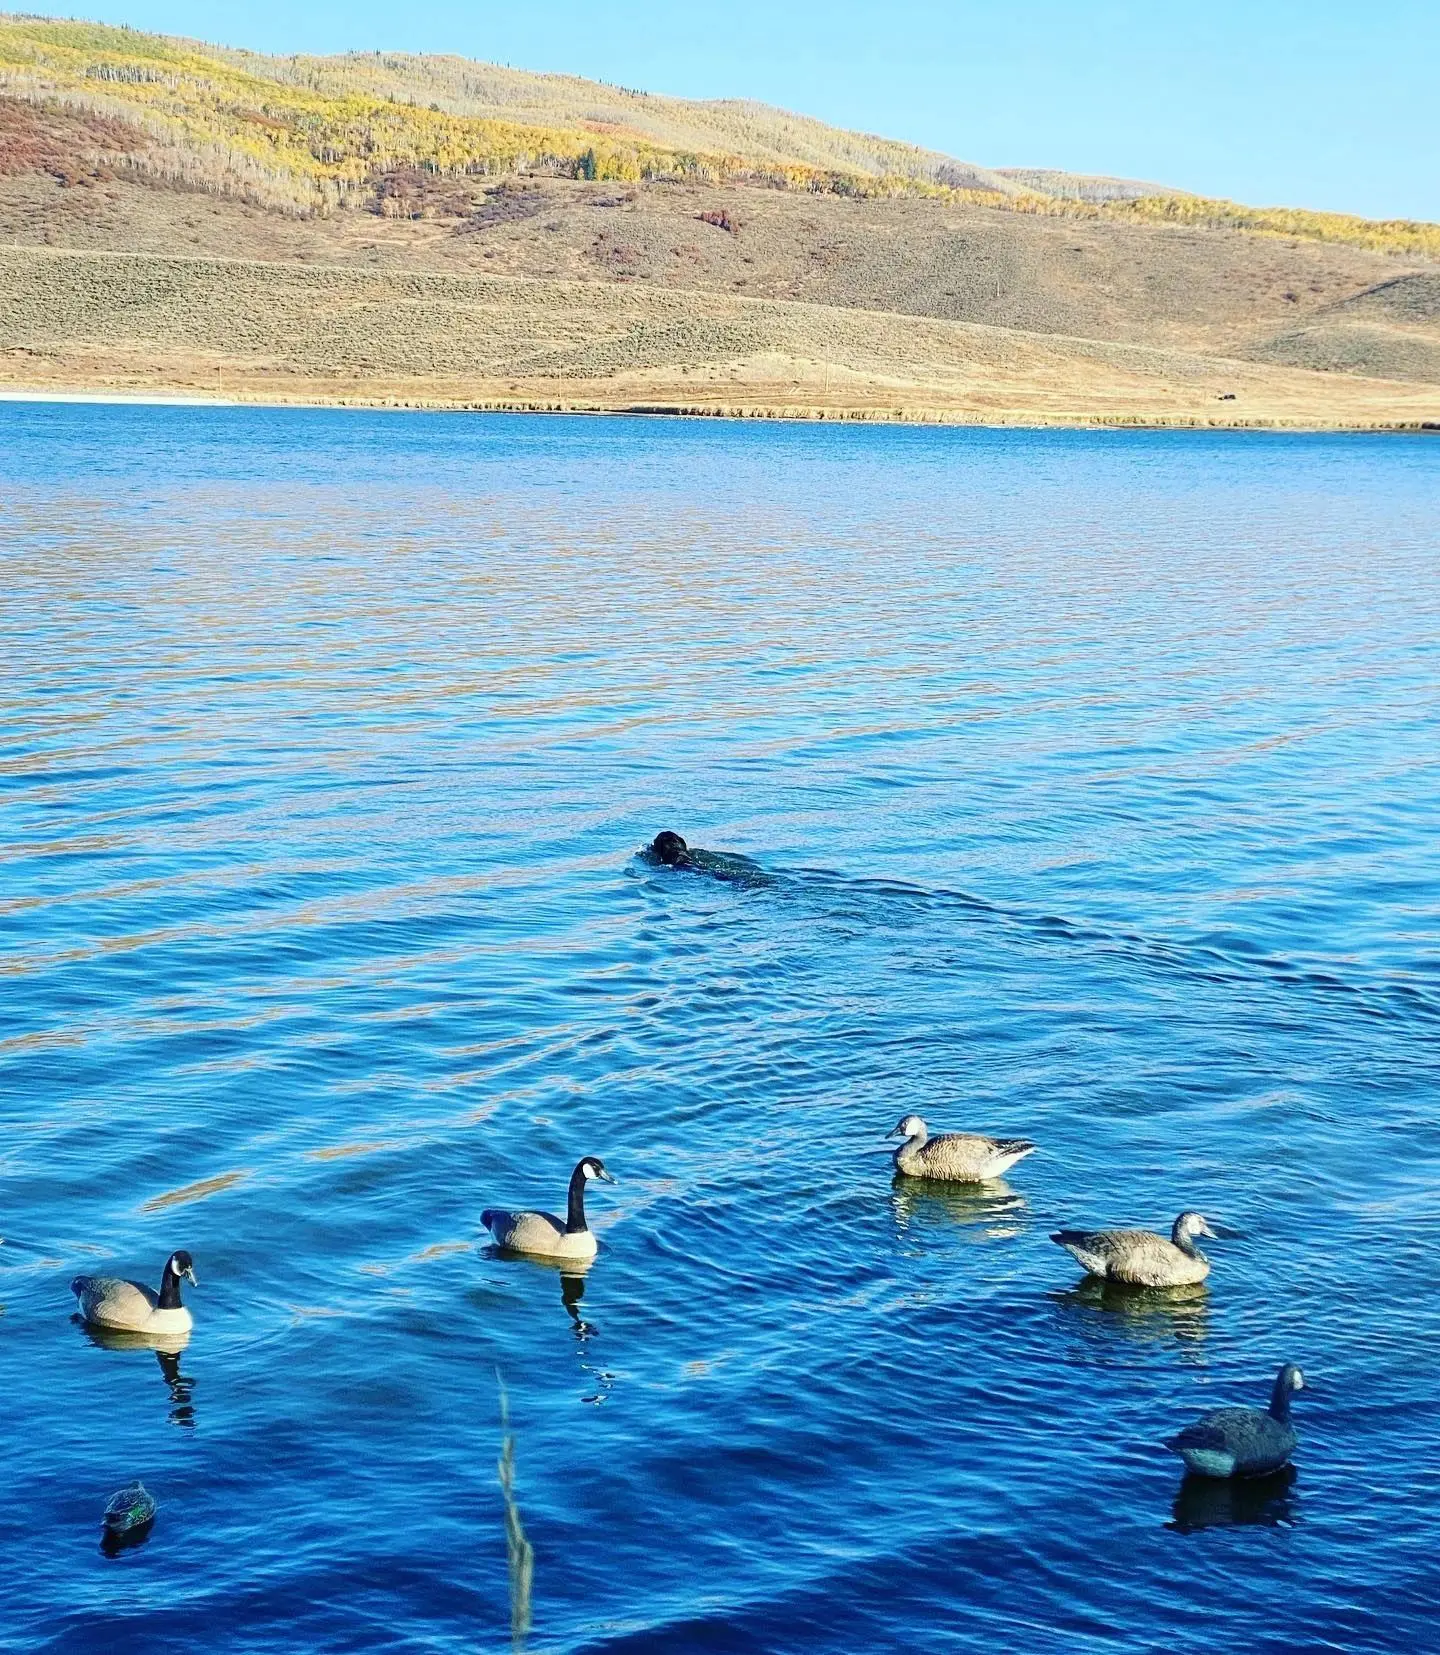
[496,1374,534,1649]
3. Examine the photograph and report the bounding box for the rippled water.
[2,405,1438,1652]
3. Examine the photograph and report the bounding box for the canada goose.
[71,1251,197,1335]
[887,1115,1036,1182]
[1050,1212,1217,1287]
[482,1157,616,1261]
[1166,1364,1305,1478]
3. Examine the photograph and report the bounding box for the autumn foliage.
[1,14,1435,259]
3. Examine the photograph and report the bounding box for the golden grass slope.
[206,43,1019,193]
[2,244,1435,427]
[1,13,1437,261]
[1035,193,1440,262]
[0,13,1007,215]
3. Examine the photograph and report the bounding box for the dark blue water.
[2,404,1438,1652]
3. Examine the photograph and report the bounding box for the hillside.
[0,15,1036,211]
[0,14,1437,423]
[5,244,1437,429]
[205,42,1028,197]
[3,15,1438,254]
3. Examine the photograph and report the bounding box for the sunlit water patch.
[1,406,1438,1652]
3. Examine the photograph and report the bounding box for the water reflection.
[559,1273,614,1404]
[156,1347,196,1429]
[1168,1466,1298,1533]
[75,1320,197,1429]
[559,1272,594,1340]
[890,1177,1027,1248]
[1050,1279,1210,1353]
[482,1245,590,1286]
[483,1254,614,1405]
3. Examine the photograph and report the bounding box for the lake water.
[2,404,1438,1653]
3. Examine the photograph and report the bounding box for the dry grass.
[6,167,1438,379]
[2,244,1436,428]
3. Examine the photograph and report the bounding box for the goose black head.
[886,1114,926,1141]
[651,831,689,867]
[166,1250,198,1288]
[157,1250,198,1310]
[566,1156,617,1234]
[1269,1361,1306,1420]
[1173,1212,1217,1243]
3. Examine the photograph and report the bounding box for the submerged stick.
[496,1374,534,1649]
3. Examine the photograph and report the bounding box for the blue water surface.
[1,404,1438,1652]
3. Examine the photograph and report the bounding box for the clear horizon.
[36,0,1440,223]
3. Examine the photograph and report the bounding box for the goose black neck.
[1172,1221,1203,1260]
[157,1262,184,1310]
[1269,1370,1294,1421]
[565,1165,590,1235]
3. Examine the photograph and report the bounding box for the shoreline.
[3,245,1437,435]
[2,386,1436,433]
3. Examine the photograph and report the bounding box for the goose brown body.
[1050,1213,1217,1287]
[483,1209,595,1261]
[889,1115,1036,1183]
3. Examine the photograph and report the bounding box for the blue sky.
[60,1,1440,220]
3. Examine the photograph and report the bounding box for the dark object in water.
[644,832,773,888]
[102,1481,157,1553]
[651,830,691,867]
[1168,1464,1298,1533]
[1165,1362,1304,1478]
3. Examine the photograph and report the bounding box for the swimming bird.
[1050,1212,1218,1287]
[887,1115,1036,1182]
[71,1251,198,1335]
[1166,1364,1305,1478]
[103,1481,158,1542]
[482,1157,616,1261]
